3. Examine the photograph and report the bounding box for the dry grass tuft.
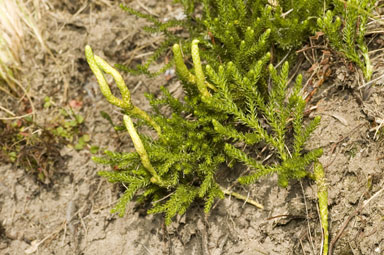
[0,0,24,95]
[0,0,46,119]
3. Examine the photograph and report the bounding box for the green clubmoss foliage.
[86,1,375,239]
[86,38,320,224]
[318,0,375,81]
[205,60,323,187]
[87,48,230,224]
[118,0,331,76]
[87,0,327,224]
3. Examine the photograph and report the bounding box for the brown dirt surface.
[1,1,384,255]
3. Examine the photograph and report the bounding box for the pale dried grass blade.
[0,0,40,120]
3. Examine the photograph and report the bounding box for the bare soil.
[1,1,384,255]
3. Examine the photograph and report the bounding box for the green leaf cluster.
[317,0,375,80]
[118,0,330,76]
[89,39,321,224]
[93,85,227,224]
[88,0,376,225]
[205,60,322,186]
[89,0,328,224]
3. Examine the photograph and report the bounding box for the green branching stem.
[85,45,161,135]
[94,55,132,105]
[123,115,164,186]
[313,161,328,255]
[85,45,127,109]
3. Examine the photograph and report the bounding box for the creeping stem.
[85,45,161,135]
[314,161,329,255]
[222,188,264,209]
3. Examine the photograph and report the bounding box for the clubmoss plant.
[84,1,384,252]
[118,0,331,77]
[317,0,375,81]
[176,39,329,255]
[85,45,264,225]
[176,39,323,186]
[85,37,325,226]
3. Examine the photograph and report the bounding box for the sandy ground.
[1,1,384,254]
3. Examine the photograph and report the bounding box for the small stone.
[0,241,8,249]
[6,229,21,240]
